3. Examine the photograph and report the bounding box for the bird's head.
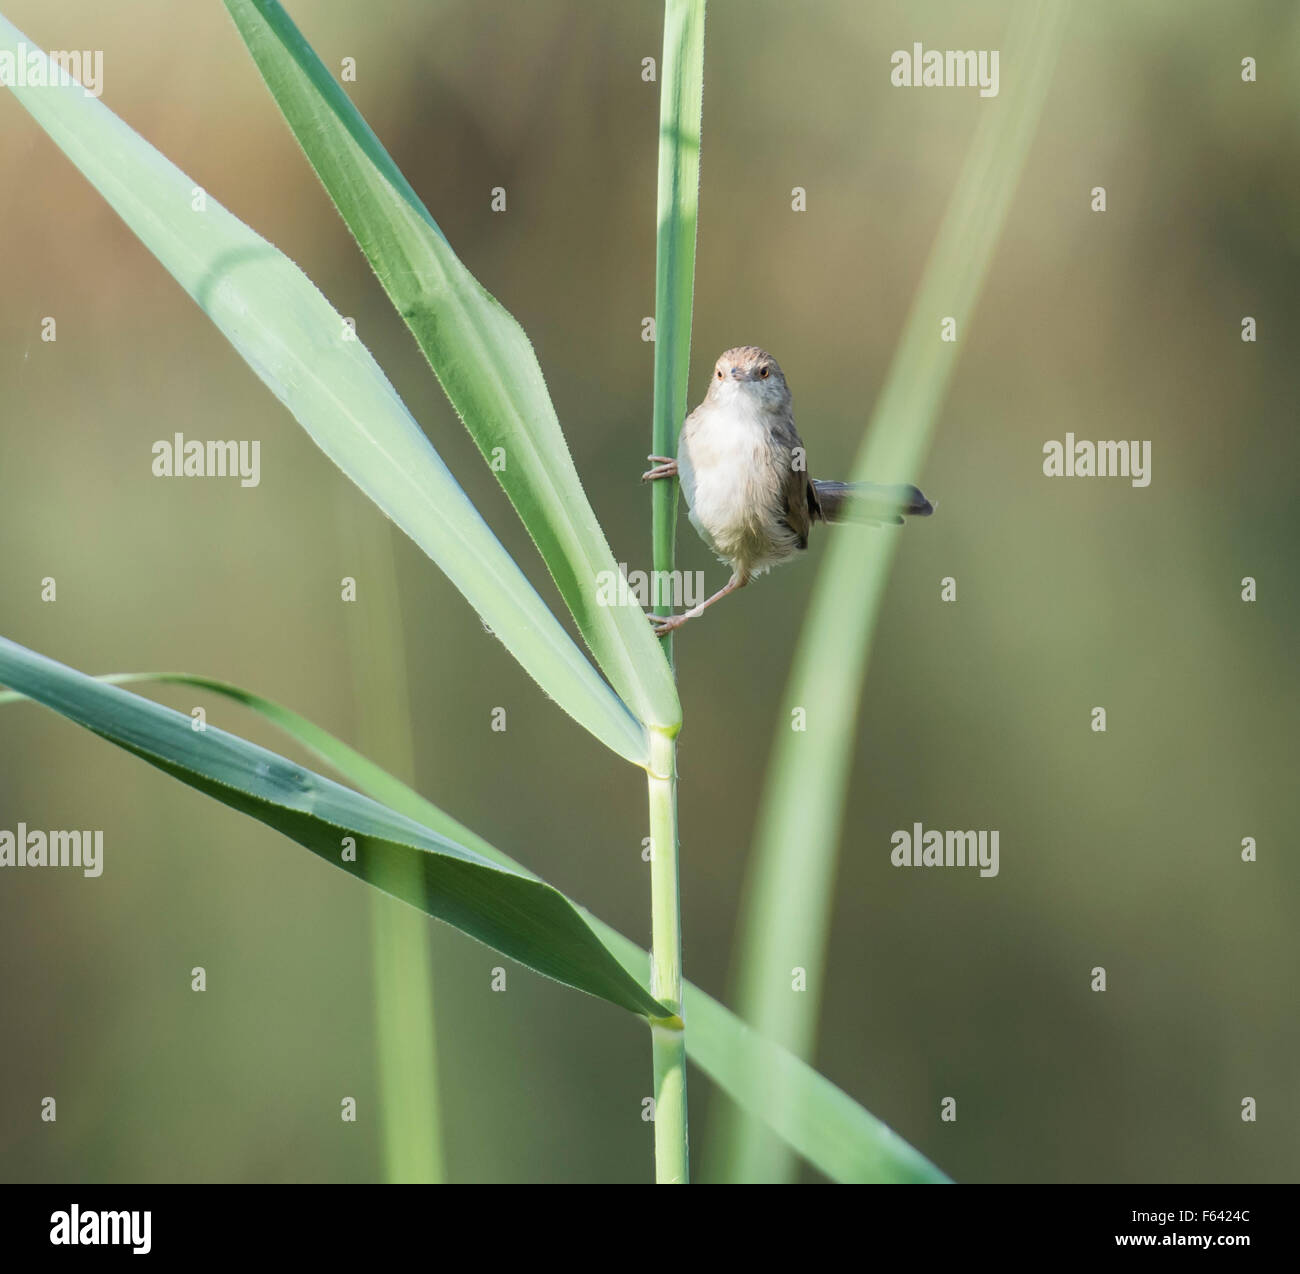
[707,346,791,411]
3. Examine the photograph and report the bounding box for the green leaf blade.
[223,0,682,735]
[714,0,1071,1182]
[0,14,646,767]
[5,668,948,1182]
[0,636,666,1019]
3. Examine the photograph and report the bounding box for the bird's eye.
[716,369,723,379]
[760,367,770,378]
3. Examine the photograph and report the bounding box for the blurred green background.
[1,0,1297,1183]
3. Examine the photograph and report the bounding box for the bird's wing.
[775,416,819,547]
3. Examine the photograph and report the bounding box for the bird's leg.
[642,455,678,482]
[649,573,747,636]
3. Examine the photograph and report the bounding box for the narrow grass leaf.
[222,0,681,736]
[714,0,1071,1182]
[0,636,667,1019]
[2,668,944,1182]
[0,15,645,767]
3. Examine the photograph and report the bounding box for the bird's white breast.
[678,393,784,568]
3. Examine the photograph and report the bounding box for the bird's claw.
[641,455,678,483]
[648,603,705,636]
[648,610,686,637]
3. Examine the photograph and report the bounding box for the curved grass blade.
[0,15,646,767]
[0,636,667,1020]
[672,951,947,1182]
[1,668,945,1182]
[714,0,1072,1181]
[222,0,681,736]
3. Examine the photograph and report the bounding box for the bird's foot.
[648,605,701,637]
[641,455,678,482]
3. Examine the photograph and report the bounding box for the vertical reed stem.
[647,0,705,1184]
[648,726,687,1182]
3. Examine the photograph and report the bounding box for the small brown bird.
[643,346,933,635]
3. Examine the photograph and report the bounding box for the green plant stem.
[340,495,444,1184]
[647,0,705,1184]
[369,885,441,1182]
[651,0,705,642]
[648,726,687,1182]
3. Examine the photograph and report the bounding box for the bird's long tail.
[812,480,934,526]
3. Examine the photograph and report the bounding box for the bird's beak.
[729,366,747,380]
